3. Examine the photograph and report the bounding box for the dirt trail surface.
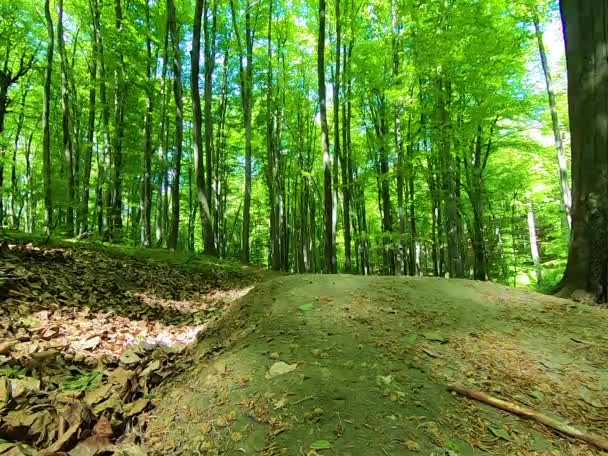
[144,275,608,456]
[0,240,260,455]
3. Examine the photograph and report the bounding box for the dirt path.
[144,275,608,455]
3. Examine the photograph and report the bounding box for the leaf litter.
[0,240,258,454]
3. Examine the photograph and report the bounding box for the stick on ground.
[448,383,608,452]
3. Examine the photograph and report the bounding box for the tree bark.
[80,0,100,235]
[111,0,126,237]
[43,0,55,233]
[437,77,463,278]
[229,0,254,263]
[319,0,336,273]
[558,1,608,302]
[192,0,216,254]
[58,0,75,236]
[141,0,154,247]
[167,0,183,250]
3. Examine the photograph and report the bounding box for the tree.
[558,1,608,302]
[167,0,184,250]
[42,0,54,233]
[192,0,216,254]
[319,0,336,274]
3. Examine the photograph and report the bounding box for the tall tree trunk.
[43,0,55,233]
[266,0,281,271]
[142,0,154,247]
[204,0,217,246]
[534,13,572,228]
[319,0,336,273]
[167,0,183,250]
[111,0,126,238]
[438,78,463,278]
[340,41,353,273]
[558,1,608,302]
[58,0,75,236]
[80,0,99,235]
[229,0,254,263]
[192,0,216,254]
[11,87,28,229]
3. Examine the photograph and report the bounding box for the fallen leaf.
[266,362,298,379]
[310,440,332,450]
[488,425,511,441]
[299,303,315,312]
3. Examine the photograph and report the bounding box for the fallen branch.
[448,383,608,452]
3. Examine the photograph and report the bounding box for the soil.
[143,275,608,456]
[1,238,607,455]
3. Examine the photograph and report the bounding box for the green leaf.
[62,371,102,392]
[401,334,418,344]
[310,440,332,450]
[299,303,314,312]
[529,390,545,401]
[488,426,511,441]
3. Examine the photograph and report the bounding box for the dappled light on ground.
[0,241,258,454]
[145,275,608,455]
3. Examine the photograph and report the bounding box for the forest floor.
[0,238,607,455]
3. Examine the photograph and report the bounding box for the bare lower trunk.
[168,0,183,250]
[558,1,608,302]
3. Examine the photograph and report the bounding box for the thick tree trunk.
[168,0,183,250]
[319,0,336,273]
[558,1,608,302]
[534,14,572,228]
[43,0,54,233]
[192,0,216,254]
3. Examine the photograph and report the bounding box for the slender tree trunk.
[43,0,55,233]
[438,78,463,278]
[25,132,34,232]
[58,0,75,236]
[534,14,572,228]
[229,0,254,263]
[11,87,28,229]
[204,0,217,245]
[527,199,542,286]
[156,14,170,246]
[558,1,608,302]
[167,0,183,250]
[319,0,336,273]
[192,0,216,254]
[266,0,281,271]
[80,0,99,235]
[111,0,126,237]
[141,0,154,247]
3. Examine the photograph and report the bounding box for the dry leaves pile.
[0,241,255,454]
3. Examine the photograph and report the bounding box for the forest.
[0,0,577,290]
[0,0,607,454]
